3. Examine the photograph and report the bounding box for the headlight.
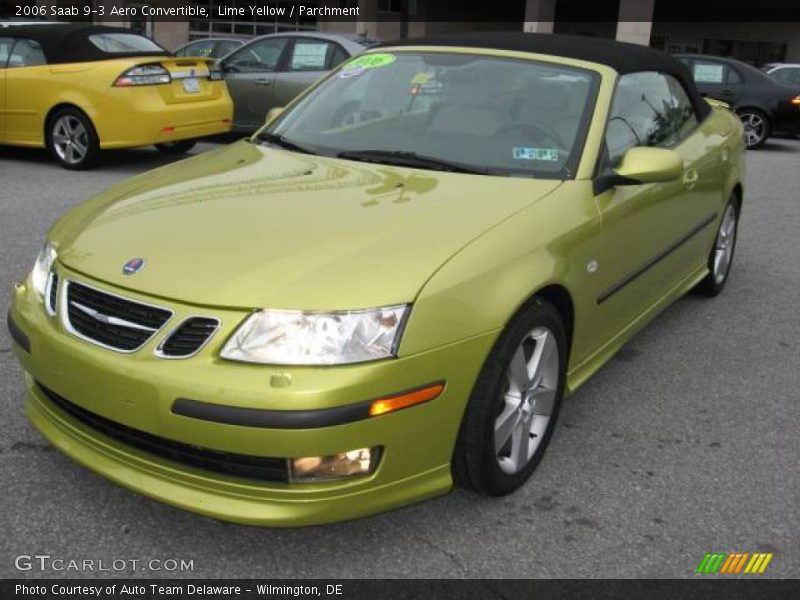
[220,305,409,365]
[30,243,57,297]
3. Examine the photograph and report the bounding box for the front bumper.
[771,102,800,135]
[8,265,497,526]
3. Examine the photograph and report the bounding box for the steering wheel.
[330,101,384,128]
[497,122,568,150]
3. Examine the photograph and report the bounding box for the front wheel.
[694,198,739,297]
[47,108,100,170]
[155,140,197,155]
[453,298,567,496]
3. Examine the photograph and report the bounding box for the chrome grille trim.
[154,316,221,360]
[61,280,173,353]
[44,272,58,317]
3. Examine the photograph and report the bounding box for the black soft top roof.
[4,24,169,64]
[380,32,710,119]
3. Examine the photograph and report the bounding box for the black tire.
[694,197,740,297]
[155,140,197,155]
[453,298,567,496]
[46,107,100,170]
[736,108,770,149]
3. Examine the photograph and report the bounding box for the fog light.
[290,447,381,482]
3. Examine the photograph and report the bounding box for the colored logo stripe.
[697,552,773,574]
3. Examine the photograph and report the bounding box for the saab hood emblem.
[122,258,146,275]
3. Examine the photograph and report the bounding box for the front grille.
[65,281,172,352]
[158,317,220,358]
[37,383,290,483]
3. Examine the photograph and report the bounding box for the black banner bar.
[3,579,800,600]
[1,0,799,23]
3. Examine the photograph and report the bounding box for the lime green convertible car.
[7,33,744,526]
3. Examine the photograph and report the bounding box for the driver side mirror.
[594,147,683,195]
[265,106,285,125]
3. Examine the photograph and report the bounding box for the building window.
[378,0,402,13]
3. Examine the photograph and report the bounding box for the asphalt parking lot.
[1,138,798,580]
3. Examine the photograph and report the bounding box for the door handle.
[254,79,273,87]
[683,168,699,190]
[721,89,734,96]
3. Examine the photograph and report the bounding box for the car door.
[0,37,12,140]
[587,71,716,347]
[272,38,349,108]
[3,38,48,144]
[222,36,289,130]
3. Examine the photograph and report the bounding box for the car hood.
[54,141,561,310]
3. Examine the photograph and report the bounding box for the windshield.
[263,51,598,178]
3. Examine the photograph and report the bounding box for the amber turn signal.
[369,382,445,417]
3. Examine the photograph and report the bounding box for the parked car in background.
[678,54,800,148]
[218,32,371,132]
[9,33,745,525]
[174,37,245,59]
[761,63,800,86]
[0,24,233,168]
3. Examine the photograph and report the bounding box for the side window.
[605,71,698,166]
[329,45,349,69]
[225,37,287,73]
[691,59,738,85]
[287,39,332,72]
[8,39,46,68]
[726,66,743,84]
[178,40,215,58]
[215,40,242,58]
[0,37,14,68]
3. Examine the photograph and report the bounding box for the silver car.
[219,32,373,132]
[761,63,800,86]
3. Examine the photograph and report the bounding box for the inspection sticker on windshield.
[513,147,559,161]
[339,53,396,78]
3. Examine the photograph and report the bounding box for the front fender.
[399,182,601,364]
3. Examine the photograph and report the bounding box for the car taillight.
[114,64,171,87]
[209,63,223,81]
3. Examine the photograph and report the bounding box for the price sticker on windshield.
[339,53,396,78]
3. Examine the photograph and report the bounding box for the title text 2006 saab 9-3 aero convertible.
[0,24,233,169]
[7,33,744,526]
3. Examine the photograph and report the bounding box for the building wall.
[652,21,800,64]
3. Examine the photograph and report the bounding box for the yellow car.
[0,24,233,169]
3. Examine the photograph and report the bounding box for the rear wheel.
[47,108,99,170]
[155,140,197,155]
[694,198,739,297]
[453,298,566,496]
[737,109,770,149]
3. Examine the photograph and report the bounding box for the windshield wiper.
[337,150,495,175]
[253,132,316,155]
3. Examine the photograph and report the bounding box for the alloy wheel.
[495,326,559,475]
[740,112,766,148]
[52,115,89,165]
[713,202,737,285]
